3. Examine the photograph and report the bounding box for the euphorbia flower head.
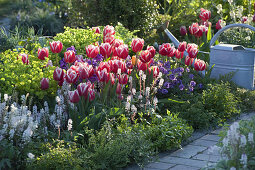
[159,43,171,56]
[38,47,49,60]
[53,67,64,81]
[64,50,76,63]
[69,90,80,103]
[49,41,63,53]
[103,25,115,37]
[100,43,112,58]
[77,81,92,98]
[19,53,29,64]
[116,44,129,59]
[92,27,100,34]
[178,41,187,52]
[86,45,99,59]
[180,26,187,36]
[118,74,128,85]
[185,56,194,66]
[40,78,49,90]
[131,38,144,53]
[147,46,156,58]
[199,8,211,21]
[194,59,206,71]
[140,50,151,63]
[66,69,78,84]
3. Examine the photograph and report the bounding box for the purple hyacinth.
[190,81,196,87]
[179,84,185,91]
[189,74,194,79]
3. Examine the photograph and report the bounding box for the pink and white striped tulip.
[40,78,49,90]
[69,90,80,103]
[66,69,78,84]
[53,67,64,81]
[131,38,144,53]
[64,50,76,63]
[38,47,49,60]
[49,41,63,53]
[86,45,99,59]
[100,43,112,58]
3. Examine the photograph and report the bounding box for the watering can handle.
[210,23,255,47]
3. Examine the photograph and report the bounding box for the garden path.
[126,112,255,170]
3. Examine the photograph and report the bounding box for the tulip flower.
[137,60,147,71]
[118,74,128,85]
[38,47,49,60]
[103,25,115,37]
[77,82,92,98]
[103,35,115,45]
[66,69,78,84]
[86,45,99,59]
[194,59,206,71]
[69,90,80,103]
[116,83,122,95]
[187,45,198,58]
[112,39,124,56]
[140,50,151,63]
[92,27,100,34]
[109,73,115,85]
[147,46,156,58]
[175,50,184,59]
[216,19,224,30]
[116,44,129,59]
[53,67,64,81]
[96,68,110,82]
[185,56,194,66]
[100,43,112,58]
[49,41,63,53]
[159,43,171,56]
[178,42,187,52]
[40,78,49,90]
[98,62,111,72]
[199,8,211,21]
[64,50,76,63]
[189,23,200,35]
[131,38,144,53]
[167,46,176,57]
[151,66,159,78]
[88,88,95,102]
[180,26,187,36]
[18,53,29,64]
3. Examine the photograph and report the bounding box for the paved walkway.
[127,112,255,170]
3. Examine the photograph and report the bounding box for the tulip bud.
[100,43,112,58]
[92,27,100,34]
[40,78,49,90]
[53,67,64,81]
[194,59,206,71]
[19,53,29,64]
[131,38,144,53]
[69,90,80,103]
[178,41,187,52]
[140,50,151,63]
[49,41,63,53]
[64,50,76,63]
[147,46,156,58]
[116,83,122,95]
[189,23,200,35]
[199,8,211,21]
[175,49,184,59]
[116,44,129,59]
[86,45,99,59]
[66,69,78,84]
[180,26,187,36]
[38,47,49,60]
[103,25,115,37]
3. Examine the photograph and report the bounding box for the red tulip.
[96,69,110,82]
[38,47,49,60]
[40,78,49,90]
[58,78,64,86]
[112,39,124,56]
[100,43,112,58]
[53,67,64,81]
[77,82,92,98]
[19,53,29,64]
[86,45,99,59]
[140,50,151,63]
[131,38,144,53]
[103,35,115,45]
[69,90,80,103]
[103,25,115,37]
[185,56,194,66]
[194,59,206,71]
[49,41,63,53]
[98,62,111,72]
[159,43,171,56]
[70,65,79,74]
[216,19,224,30]
[78,64,94,79]
[175,49,184,59]
[180,26,187,36]
[241,16,248,23]
[66,69,78,84]
[199,25,208,36]
[199,8,211,21]
[187,44,198,58]
[118,74,128,85]
[116,44,129,59]
[137,60,147,71]
[147,46,156,58]
[88,88,95,102]
[189,23,200,35]
[92,27,100,34]
[116,83,122,95]
[151,66,159,78]
[109,73,115,85]
[167,46,176,57]
[178,42,187,52]
[64,50,76,63]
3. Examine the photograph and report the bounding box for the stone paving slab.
[211,128,223,135]
[170,145,207,158]
[202,146,221,156]
[200,134,221,142]
[170,164,200,170]
[192,153,221,163]
[145,162,175,169]
[190,139,218,147]
[160,156,207,168]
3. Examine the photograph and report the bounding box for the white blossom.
[4,94,8,102]
[132,88,136,95]
[145,87,150,97]
[248,133,254,143]
[216,4,222,14]
[67,119,73,131]
[240,153,247,167]
[131,105,137,113]
[158,72,162,78]
[27,153,35,159]
[240,135,247,147]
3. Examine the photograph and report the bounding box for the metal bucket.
[209,24,255,90]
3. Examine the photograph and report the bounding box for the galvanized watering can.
[163,23,255,90]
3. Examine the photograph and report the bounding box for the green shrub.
[235,88,255,112]
[0,48,57,99]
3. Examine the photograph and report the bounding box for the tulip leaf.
[207,25,212,41]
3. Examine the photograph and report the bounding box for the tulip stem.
[56,53,59,66]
